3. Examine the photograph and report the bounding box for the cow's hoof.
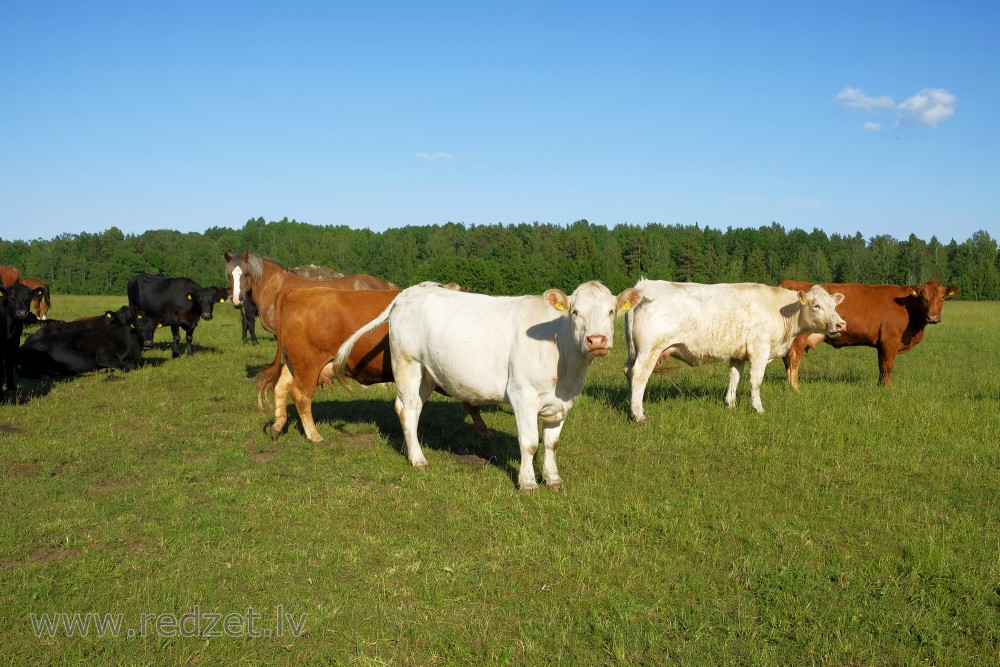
[545,478,562,492]
[519,483,538,494]
[412,459,429,471]
[632,414,647,425]
[267,426,282,440]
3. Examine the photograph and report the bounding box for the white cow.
[333,281,641,492]
[625,280,846,421]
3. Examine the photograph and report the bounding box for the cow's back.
[630,280,794,366]
[778,280,909,347]
[278,287,399,384]
[389,289,554,402]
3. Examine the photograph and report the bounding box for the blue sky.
[2,1,997,244]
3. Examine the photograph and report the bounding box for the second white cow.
[334,281,641,492]
[625,280,846,421]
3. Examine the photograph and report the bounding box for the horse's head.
[224,250,254,307]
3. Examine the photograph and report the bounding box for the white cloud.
[836,86,895,111]
[415,152,455,161]
[862,121,882,132]
[897,88,957,126]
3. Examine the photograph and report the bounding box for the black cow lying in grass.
[17,309,159,378]
[0,282,46,402]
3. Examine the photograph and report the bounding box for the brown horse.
[223,251,393,334]
[18,278,51,319]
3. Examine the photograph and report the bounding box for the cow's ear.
[910,287,919,297]
[947,286,960,296]
[797,290,807,305]
[832,292,845,305]
[616,288,642,313]
[543,289,569,312]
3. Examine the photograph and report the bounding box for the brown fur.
[224,251,393,335]
[0,266,19,288]
[779,279,959,388]
[18,278,50,318]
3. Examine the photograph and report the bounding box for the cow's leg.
[184,325,195,356]
[170,325,182,358]
[877,344,897,388]
[783,337,805,391]
[512,404,542,492]
[726,359,744,408]
[747,355,768,413]
[289,366,323,443]
[393,362,432,470]
[627,345,662,424]
[463,403,489,439]
[541,419,566,491]
[268,364,294,440]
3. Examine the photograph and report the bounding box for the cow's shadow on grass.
[12,362,164,404]
[277,397,522,487]
[586,378,730,417]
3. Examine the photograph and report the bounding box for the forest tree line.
[1,218,998,300]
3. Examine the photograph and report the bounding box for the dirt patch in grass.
[0,423,26,434]
[6,458,44,476]
[86,479,136,498]
[245,440,280,464]
[451,453,491,468]
[31,546,83,564]
[343,433,377,450]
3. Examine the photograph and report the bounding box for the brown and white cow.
[624,280,846,421]
[256,286,489,444]
[778,279,959,388]
[333,281,641,492]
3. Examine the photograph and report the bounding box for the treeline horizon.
[1,218,998,300]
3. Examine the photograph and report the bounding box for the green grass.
[1,297,998,666]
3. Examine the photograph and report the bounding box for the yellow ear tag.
[187,294,192,300]
[798,295,806,305]
[555,303,566,311]
[621,302,631,311]
[910,289,918,296]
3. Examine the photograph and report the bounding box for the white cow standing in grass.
[625,280,846,421]
[334,281,641,492]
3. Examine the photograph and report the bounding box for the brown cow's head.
[911,280,960,324]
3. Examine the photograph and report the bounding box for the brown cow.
[257,286,488,443]
[18,278,51,319]
[779,279,959,389]
[0,265,20,288]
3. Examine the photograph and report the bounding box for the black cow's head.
[190,288,221,321]
[0,283,46,322]
[130,311,160,350]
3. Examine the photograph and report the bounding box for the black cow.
[127,274,225,358]
[239,290,259,345]
[0,282,46,402]
[17,310,160,377]
[29,306,133,335]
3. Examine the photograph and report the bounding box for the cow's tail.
[331,297,398,380]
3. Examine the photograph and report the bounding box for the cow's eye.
[571,309,580,317]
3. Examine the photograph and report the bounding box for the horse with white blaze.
[333,281,641,492]
[624,280,847,421]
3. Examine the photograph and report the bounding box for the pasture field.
[1,295,998,666]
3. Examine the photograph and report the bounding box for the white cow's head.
[798,285,847,337]
[544,281,642,357]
